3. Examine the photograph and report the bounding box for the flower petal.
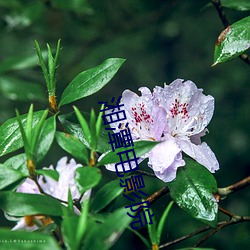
[154,79,214,136]
[16,178,40,194]
[148,137,185,182]
[179,139,219,173]
[39,157,82,201]
[121,88,167,140]
[12,218,38,231]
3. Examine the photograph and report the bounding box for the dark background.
[0,0,249,249]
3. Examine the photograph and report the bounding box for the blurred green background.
[0,0,249,249]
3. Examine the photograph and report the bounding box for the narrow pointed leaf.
[59,58,125,106]
[168,159,218,227]
[73,106,91,146]
[36,116,56,162]
[157,201,174,244]
[0,111,44,157]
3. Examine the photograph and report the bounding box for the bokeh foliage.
[0,1,249,249]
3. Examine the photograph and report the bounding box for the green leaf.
[76,200,89,248]
[144,206,157,245]
[73,106,91,146]
[36,116,56,162]
[0,164,27,190]
[0,111,44,157]
[83,208,132,250]
[4,153,28,175]
[59,113,111,153]
[75,167,102,194]
[213,16,250,65]
[0,76,46,102]
[221,0,250,11]
[97,140,159,166]
[61,215,80,250]
[30,109,48,157]
[0,192,65,216]
[52,0,93,14]
[0,51,47,74]
[59,58,125,106]
[89,108,97,150]
[90,179,123,213]
[168,159,218,227]
[56,131,89,165]
[36,169,59,181]
[0,228,60,250]
[157,200,174,244]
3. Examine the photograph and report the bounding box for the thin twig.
[135,170,157,178]
[146,186,170,205]
[218,206,235,218]
[211,0,250,66]
[218,176,250,199]
[193,216,250,247]
[159,224,212,249]
[159,216,250,249]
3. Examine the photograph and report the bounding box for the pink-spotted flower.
[11,157,90,231]
[104,79,219,182]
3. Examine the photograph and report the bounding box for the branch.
[135,170,157,178]
[159,216,250,249]
[193,216,250,247]
[211,0,250,66]
[218,176,250,199]
[146,186,170,205]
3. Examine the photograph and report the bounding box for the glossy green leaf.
[83,208,132,250]
[0,164,27,190]
[75,167,102,194]
[168,159,218,227]
[97,140,159,166]
[221,0,250,11]
[59,58,125,106]
[0,228,60,250]
[36,116,56,162]
[0,76,46,102]
[213,16,250,65]
[0,192,65,216]
[36,169,59,181]
[4,153,28,175]
[59,113,111,153]
[90,179,123,213]
[0,111,44,157]
[56,131,89,164]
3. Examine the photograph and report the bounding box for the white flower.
[12,157,90,231]
[103,79,219,182]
